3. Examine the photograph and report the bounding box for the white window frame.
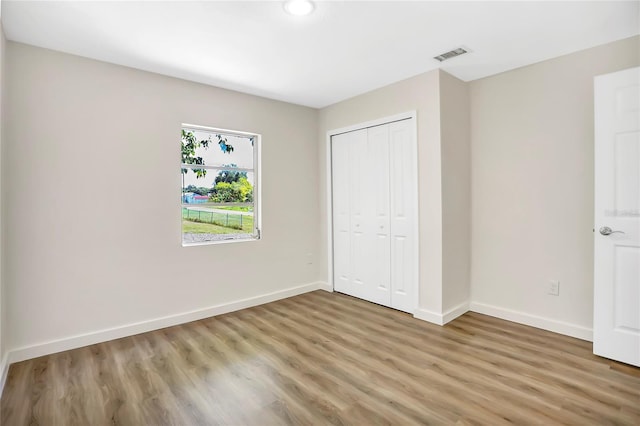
[181,123,261,246]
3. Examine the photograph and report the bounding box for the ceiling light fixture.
[283,0,315,16]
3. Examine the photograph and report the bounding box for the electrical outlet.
[548,280,560,296]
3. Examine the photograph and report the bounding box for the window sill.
[181,235,260,247]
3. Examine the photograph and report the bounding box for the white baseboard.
[317,281,333,292]
[470,301,593,342]
[443,301,470,324]
[0,352,8,398]
[7,281,327,366]
[414,301,470,326]
[414,308,443,325]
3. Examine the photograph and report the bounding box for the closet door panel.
[367,125,392,305]
[331,132,353,295]
[348,129,370,299]
[389,120,417,313]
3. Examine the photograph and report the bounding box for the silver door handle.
[599,226,624,236]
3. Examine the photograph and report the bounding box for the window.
[181,124,260,245]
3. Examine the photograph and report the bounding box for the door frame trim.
[325,111,419,312]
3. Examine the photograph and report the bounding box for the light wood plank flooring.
[2,290,639,425]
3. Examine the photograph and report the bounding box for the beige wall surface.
[469,35,640,331]
[439,72,471,312]
[0,22,5,366]
[318,70,444,314]
[4,43,321,350]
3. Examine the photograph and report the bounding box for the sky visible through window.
[181,131,255,189]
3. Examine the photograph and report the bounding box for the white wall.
[0,20,6,374]
[4,42,321,355]
[469,35,640,338]
[440,72,471,313]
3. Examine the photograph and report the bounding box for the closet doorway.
[328,113,418,313]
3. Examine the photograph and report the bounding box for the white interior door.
[593,66,640,367]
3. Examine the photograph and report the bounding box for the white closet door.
[332,129,372,300]
[389,120,417,313]
[331,131,353,295]
[365,125,392,306]
[348,129,371,301]
[331,117,416,314]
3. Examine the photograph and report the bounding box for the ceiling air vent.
[434,47,468,62]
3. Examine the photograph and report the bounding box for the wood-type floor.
[2,290,639,425]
